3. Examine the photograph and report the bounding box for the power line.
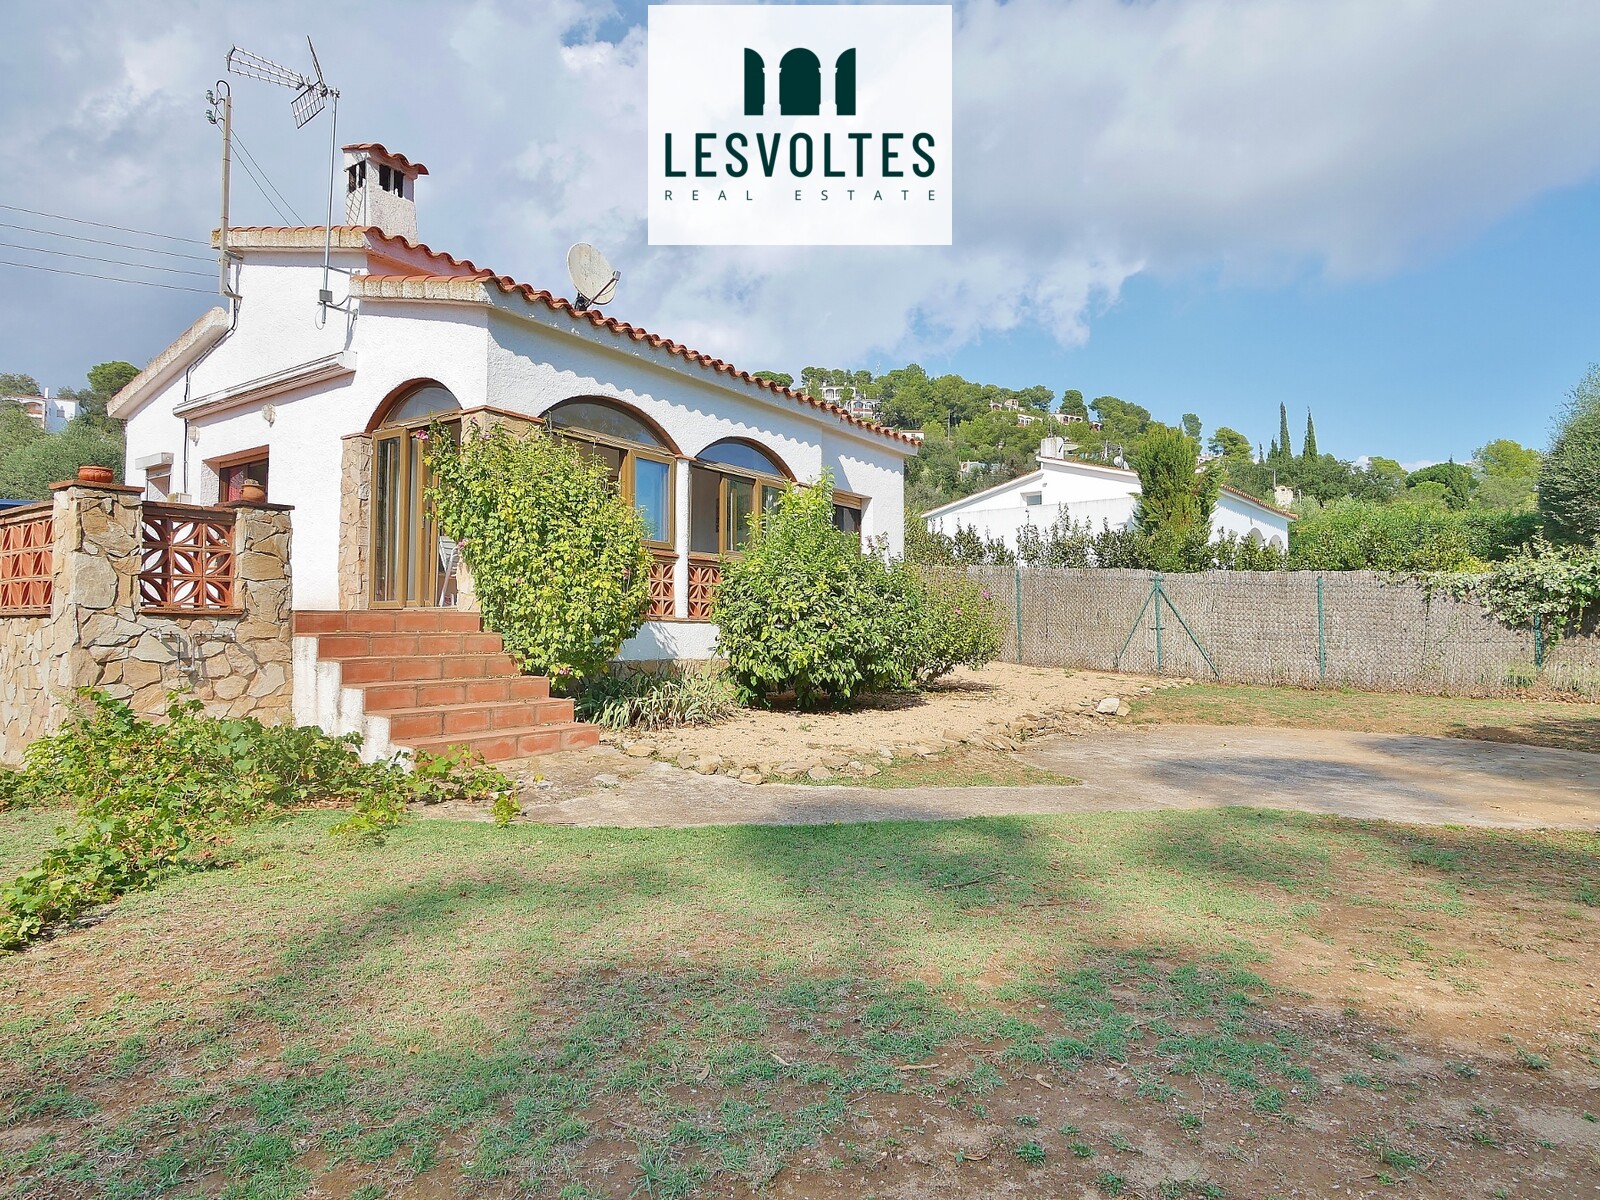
[0,220,215,263]
[231,146,296,226]
[0,202,209,247]
[232,130,307,226]
[0,240,214,278]
[0,258,213,295]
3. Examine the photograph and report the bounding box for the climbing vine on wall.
[426,421,651,682]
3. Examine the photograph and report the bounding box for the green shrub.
[713,481,906,708]
[0,692,512,950]
[1289,498,1480,572]
[577,664,743,731]
[897,569,1003,685]
[1469,536,1600,639]
[427,421,651,683]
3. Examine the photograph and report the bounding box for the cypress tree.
[1302,409,1318,460]
[1277,403,1293,462]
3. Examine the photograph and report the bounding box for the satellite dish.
[567,243,620,312]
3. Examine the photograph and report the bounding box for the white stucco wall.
[924,457,1289,551]
[120,238,911,632]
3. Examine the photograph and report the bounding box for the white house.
[923,440,1292,552]
[112,142,915,664]
[2,391,79,433]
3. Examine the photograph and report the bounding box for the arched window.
[545,398,676,549]
[371,381,460,431]
[690,438,792,556]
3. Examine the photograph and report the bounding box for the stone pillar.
[51,481,147,703]
[338,433,372,610]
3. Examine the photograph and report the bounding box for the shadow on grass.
[1446,714,1600,754]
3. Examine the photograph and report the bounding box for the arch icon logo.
[648,5,953,246]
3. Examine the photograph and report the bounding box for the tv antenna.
[566,243,620,312]
[226,38,342,319]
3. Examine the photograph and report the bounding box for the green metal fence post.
[1534,612,1543,671]
[1153,573,1164,672]
[1013,564,1024,662]
[1317,574,1327,680]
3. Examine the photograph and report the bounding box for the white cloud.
[3,0,1600,386]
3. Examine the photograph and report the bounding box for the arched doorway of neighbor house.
[368,381,462,608]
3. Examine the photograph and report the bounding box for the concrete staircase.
[290,609,598,763]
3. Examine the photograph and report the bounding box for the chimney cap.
[341,142,429,176]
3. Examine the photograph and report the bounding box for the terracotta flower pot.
[77,465,114,485]
[239,481,267,504]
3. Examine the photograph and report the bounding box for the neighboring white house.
[112,142,916,662]
[2,391,79,432]
[923,441,1292,552]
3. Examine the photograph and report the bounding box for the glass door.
[371,421,459,608]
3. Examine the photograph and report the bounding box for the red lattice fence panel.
[687,556,720,621]
[0,508,54,612]
[140,504,237,612]
[648,552,676,620]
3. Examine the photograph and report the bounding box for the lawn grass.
[1,803,1596,1198]
[1130,683,1600,752]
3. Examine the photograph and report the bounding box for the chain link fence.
[947,567,1600,698]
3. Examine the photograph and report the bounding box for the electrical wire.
[0,258,213,294]
[0,220,215,263]
[232,152,295,226]
[0,240,213,278]
[231,131,307,226]
[0,202,208,246]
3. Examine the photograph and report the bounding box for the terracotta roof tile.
[340,143,429,175]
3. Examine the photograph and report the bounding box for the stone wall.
[0,482,294,762]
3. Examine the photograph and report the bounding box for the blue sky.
[941,178,1600,465]
[3,0,1599,468]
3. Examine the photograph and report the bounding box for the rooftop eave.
[107,306,232,420]
[173,351,357,420]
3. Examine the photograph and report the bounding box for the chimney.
[342,143,427,241]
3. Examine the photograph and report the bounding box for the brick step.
[315,631,504,659]
[357,675,551,713]
[338,653,519,684]
[409,721,600,763]
[294,609,486,635]
[385,698,577,742]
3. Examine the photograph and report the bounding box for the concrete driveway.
[519,725,1600,831]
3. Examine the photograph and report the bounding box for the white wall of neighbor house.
[1212,491,1289,548]
[924,458,1289,551]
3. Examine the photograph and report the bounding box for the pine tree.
[1302,409,1318,460]
[1268,438,1279,463]
[1277,403,1293,462]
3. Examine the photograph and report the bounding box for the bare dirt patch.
[602,664,1180,774]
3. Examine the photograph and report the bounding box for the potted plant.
[239,479,267,504]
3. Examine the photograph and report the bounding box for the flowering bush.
[896,569,1005,686]
[426,421,651,682]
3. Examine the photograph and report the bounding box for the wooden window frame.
[831,491,865,542]
[369,415,459,609]
[208,446,270,504]
[554,427,677,551]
